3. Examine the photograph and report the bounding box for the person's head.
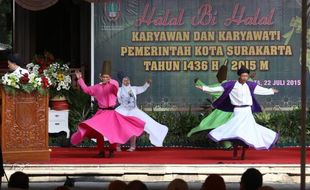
[100,60,112,84]
[54,186,70,190]
[109,180,127,190]
[201,174,226,190]
[99,73,111,84]
[240,168,263,190]
[7,53,23,71]
[237,66,250,84]
[122,77,131,86]
[167,178,188,190]
[126,180,148,190]
[8,171,29,189]
[258,186,275,190]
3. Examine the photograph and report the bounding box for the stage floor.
[4,147,309,184]
[40,147,308,164]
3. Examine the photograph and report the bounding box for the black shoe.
[108,150,114,158]
[98,151,105,158]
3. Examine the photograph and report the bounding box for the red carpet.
[33,147,310,165]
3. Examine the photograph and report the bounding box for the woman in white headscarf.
[115,77,168,151]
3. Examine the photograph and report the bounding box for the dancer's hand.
[272,88,279,93]
[196,86,203,91]
[194,78,199,83]
[75,70,82,79]
[250,72,256,79]
[146,79,152,84]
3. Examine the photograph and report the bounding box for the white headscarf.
[118,79,137,109]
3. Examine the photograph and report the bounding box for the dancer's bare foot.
[116,146,122,152]
[127,147,136,152]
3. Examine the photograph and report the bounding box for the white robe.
[202,81,279,150]
[12,67,29,77]
[116,83,168,147]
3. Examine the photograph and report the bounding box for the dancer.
[196,66,279,160]
[188,65,256,149]
[188,65,233,149]
[116,77,168,151]
[71,62,145,158]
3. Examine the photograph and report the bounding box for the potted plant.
[45,61,72,110]
[27,52,72,110]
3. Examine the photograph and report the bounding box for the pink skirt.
[71,110,145,145]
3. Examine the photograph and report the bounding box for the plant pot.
[50,96,69,110]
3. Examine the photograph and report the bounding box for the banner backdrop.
[94,0,306,109]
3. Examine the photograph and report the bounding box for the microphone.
[128,90,134,97]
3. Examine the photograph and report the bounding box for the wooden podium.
[0,87,50,162]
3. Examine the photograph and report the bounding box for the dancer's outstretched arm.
[254,85,278,95]
[195,79,223,98]
[196,85,224,93]
[133,79,152,95]
[75,70,96,96]
[134,83,150,95]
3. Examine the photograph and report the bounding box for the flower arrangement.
[26,52,72,98]
[1,52,72,97]
[27,51,55,74]
[45,62,72,98]
[1,72,51,95]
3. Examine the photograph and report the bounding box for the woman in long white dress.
[115,77,169,151]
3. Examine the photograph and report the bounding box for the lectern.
[0,87,50,162]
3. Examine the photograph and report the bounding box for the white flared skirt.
[208,107,279,150]
[116,106,168,147]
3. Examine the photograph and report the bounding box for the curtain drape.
[15,0,58,11]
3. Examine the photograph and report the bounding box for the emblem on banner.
[103,0,121,21]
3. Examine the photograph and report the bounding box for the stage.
[3,147,310,184]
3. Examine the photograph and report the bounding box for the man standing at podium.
[7,53,28,77]
[71,61,145,158]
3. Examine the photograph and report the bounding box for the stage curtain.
[15,0,58,11]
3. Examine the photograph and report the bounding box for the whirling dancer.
[116,77,168,151]
[188,65,257,149]
[188,64,233,149]
[196,66,279,160]
[71,62,145,158]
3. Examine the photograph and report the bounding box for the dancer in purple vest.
[196,66,279,160]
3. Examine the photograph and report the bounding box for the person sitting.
[258,186,275,190]
[126,180,148,190]
[8,171,29,189]
[109,180,127,190]
[167,179,188,190]
[54,186,70,190]
[240,168,263,190]
[201,174,226,190]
